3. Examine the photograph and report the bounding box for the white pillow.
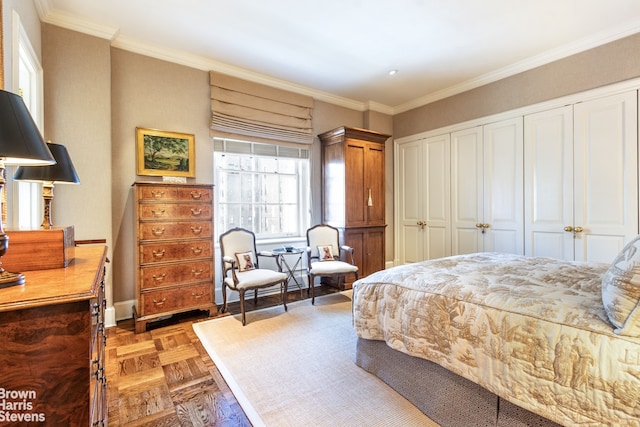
[317,245,335,261]
[601,235,640,337]
[235,251,256,272]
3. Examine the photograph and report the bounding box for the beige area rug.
[193,291,439,427]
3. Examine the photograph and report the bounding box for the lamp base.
[0,269,25,288]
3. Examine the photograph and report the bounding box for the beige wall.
[394,33,640,138]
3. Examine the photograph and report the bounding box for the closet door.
[451,126,483,254]
[573,91,638,263]
[524,106,574,259]
[396,134,450,264]
[483,117,524,255]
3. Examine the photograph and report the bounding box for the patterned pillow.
[235,251,256,272]
[601,236,640,337]
[317,245,335,261]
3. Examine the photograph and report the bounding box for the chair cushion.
[317,245,335,261]
[310,260,358,275]
[225,268,288,290]
[235,251,256,272]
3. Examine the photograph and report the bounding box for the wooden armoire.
[319,126,390,283]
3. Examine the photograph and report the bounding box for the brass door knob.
[564,226,574,232]
[574,226,583,233]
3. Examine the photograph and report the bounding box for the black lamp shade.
[0,90,55,165]
[13,142,80,184]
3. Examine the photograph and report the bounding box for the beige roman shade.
[210,71,314,145]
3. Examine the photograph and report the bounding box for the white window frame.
[213,138,311,242]
[9,10,44,230]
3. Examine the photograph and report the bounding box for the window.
[9,11,44,229]
[214,138,310,240]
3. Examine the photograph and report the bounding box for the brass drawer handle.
[152,273,166,282]
[151,190,165,199]
[153,298,167,306]
[191,226,203,235]
[151,209,166,217]
[192,269,204,277]
[191,247,203,255]
[152,249,166,258]
[152,227,165,236]
[190,208,202,216]
[191,292,205,299]
[190,191,203,199]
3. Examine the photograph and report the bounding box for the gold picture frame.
[136,127,195,177]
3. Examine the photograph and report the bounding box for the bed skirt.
[355,337,562,427]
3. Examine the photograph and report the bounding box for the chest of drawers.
[133,182,217,332]
[0,245,108,427]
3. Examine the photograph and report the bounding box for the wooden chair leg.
[282,280,288,311]
[240,290,246,326]
[222,284,228,313]
[310,275,315,305]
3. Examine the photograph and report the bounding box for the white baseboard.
[113,299,134,323]
[105,305,116,328]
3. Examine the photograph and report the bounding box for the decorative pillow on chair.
[317,245,335,261]
[601,235,640,337]
[235,251,256,272]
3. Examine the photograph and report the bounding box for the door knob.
[574,226,583,233]
[564,226,573,232]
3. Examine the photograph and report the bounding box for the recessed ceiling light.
[388,69,398,76]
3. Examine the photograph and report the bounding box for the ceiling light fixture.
[388,69,398,76]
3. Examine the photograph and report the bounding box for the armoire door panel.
[366,144,386,225]
[345,142,367,226]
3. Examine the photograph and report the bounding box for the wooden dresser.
[0,245,108,426]
[133,182,217,333]
[319,126,390,283]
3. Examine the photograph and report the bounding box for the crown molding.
[393,20,640,114]
[36,0,640,116]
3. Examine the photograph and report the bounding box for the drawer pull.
[190,191,203,199]
[191,247,203,255]
[192,268,204,277]
[152,227,165,236]
[151,190,165,199]
[152,249,166,258]
[190,208,202,216]
[152,273,166,282]
[153,298,167,306]
[191,226,203,235]
[191,292,205,299]
[151,209,166,217]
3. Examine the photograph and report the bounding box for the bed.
[352,249,640,427]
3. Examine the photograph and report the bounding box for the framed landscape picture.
[136,127,195,177]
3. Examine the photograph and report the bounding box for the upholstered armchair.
[306,224,359,304]
[219,227,288,325]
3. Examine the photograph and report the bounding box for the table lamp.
[14,142,80,229]
[0,89,56,288]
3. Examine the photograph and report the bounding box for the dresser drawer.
[139,220,213,240]
[140,240,213,264]
[139,185,213,202]
[141,261,213,290]
[139,203,213,220]
[141,284,213,316]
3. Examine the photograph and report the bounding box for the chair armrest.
[222,256,239,283]
[339,245,355,264]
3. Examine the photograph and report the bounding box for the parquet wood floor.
[106,286,339,426]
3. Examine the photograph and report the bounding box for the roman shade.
[210,71,314,145]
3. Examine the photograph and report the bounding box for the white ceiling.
[37,0,640,113]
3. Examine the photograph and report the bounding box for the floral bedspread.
[352,252,640,426]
